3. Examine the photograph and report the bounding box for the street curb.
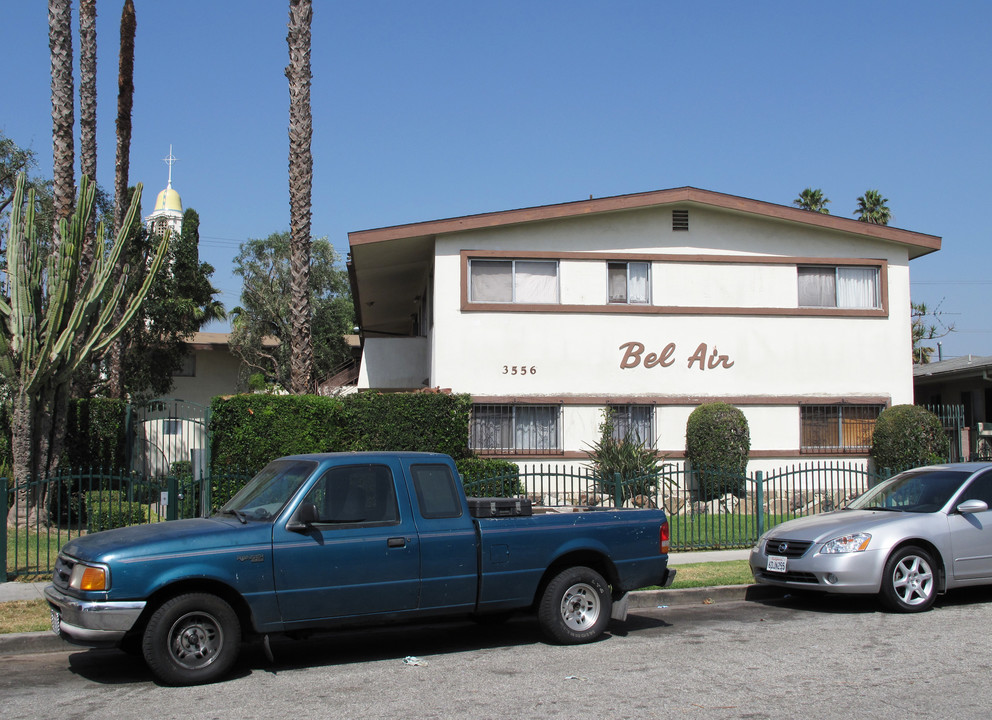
[0,584,784,657]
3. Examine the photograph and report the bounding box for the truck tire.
[538,566,612,644]
[142,593,241,686]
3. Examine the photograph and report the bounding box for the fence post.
[1,476,7,583]
[613,472,622,509]
[754,471,764,539]
[167,475,178,521]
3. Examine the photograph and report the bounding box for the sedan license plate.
[766,555,788,573]
[50,608,61,636]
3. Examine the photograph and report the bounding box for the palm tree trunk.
[286,0,314,394]
[78,0,97,278]
[107,0,137,399]
[49,0,75,255]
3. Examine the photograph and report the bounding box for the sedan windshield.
[218,460,317,521]
[847,469,971,513]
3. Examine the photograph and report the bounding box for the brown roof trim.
[349,186,941,255]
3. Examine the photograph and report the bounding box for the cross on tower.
[163,145,177,188]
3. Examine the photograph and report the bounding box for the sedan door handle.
[387,537,406,548]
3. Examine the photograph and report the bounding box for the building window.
[163,419,182,436]
[172,353,196,377]
[609,405,655,447]
[469,259,559,304]
[607,262,650,304]
[798,266,880,309]
[800,404,884,454]
[469,404,561,454]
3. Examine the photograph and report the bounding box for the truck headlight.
[69,562,109,591]
[820,532,871,554]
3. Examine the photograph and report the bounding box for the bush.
[871,404,948,472]
[685,402,750,501]
[84,490,147,532]
[586,409,665,504]
[457,457,523,497]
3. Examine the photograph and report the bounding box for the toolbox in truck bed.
[467,496,533,518]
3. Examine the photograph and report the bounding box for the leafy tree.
[287,0,315,393]
[0,131,53,239]
[2,174,168,526]
[855,189,891,225]
[793,187,830,214]
[230,232,353,390]
[97,207,225,402]
[911,301,954,364]
[871,405,948,472]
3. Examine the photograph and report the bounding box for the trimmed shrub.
[84,490,147,532]
[871,404,948,472]
[337,392,473,458]
[457,457,522,497]
[63,398,129,472]
[685,402,750,501]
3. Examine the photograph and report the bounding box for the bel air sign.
[619,341,735,371]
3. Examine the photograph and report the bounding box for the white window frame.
[607,261,651,304]
[798,266,880,309]
[469,259,560,304]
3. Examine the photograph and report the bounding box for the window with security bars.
[609,405,655,447]
[801,404,884,453]
[469,404,561,454]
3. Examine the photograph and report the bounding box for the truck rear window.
[411,464,463,519]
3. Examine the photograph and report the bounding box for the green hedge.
[63,398,129,472]
[336,392,472,458]
[457,457,522,496]
[84,490,147,532]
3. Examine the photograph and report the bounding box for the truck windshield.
[218,460,317,521]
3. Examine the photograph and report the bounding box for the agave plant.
[585,409,671,506]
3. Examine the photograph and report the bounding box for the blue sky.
[2,1,990,359]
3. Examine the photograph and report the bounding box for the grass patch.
[669,513,795,550]
[6,527,85,581]
[0,600,50,634]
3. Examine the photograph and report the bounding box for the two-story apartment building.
[347,187,940,473]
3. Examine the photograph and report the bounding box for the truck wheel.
[142,593,241,685]
[538,566,612,644]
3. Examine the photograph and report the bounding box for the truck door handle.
[387,537,406,548]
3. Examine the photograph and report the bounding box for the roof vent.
[672,209,689,231]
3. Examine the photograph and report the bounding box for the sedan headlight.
[820,532,871,554]
[69,562,110,591]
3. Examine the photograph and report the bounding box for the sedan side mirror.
[956,499,989,515]
[286,502,319,532]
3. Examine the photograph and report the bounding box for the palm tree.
[286,0,315,394]
[793,188,830,214]
[855,189,891,225]
[49,0,75,253]
[78,0,97,288]
[107,0,137,398]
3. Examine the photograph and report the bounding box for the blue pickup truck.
[45,452,674,685]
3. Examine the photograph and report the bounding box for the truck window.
[302,464,399,525]
[411,464,463,519]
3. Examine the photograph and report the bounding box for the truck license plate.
[50,608,61,636]
[766,555,788,573]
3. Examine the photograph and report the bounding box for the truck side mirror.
[287,502,319,532]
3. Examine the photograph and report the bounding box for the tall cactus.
[3,172,168,526]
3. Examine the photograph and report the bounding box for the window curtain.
[608,263,628,302]
[628,262,650,303]
[470,261,513,302]
[514,261,558,303]
[797,267,836,307]
[611,405,654,446]
[837,267,879,309]
[514,406,559,451]
[471,407,513,450]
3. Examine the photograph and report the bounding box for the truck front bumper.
[44,585,146,646]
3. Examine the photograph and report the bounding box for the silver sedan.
[750,462,992,611]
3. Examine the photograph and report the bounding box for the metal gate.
[129,398,212,517]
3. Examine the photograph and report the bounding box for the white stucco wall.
[169,348,242,407]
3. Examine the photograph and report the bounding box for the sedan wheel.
[879,546,937,613]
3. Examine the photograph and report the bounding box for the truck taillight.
[660,520,670,555]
